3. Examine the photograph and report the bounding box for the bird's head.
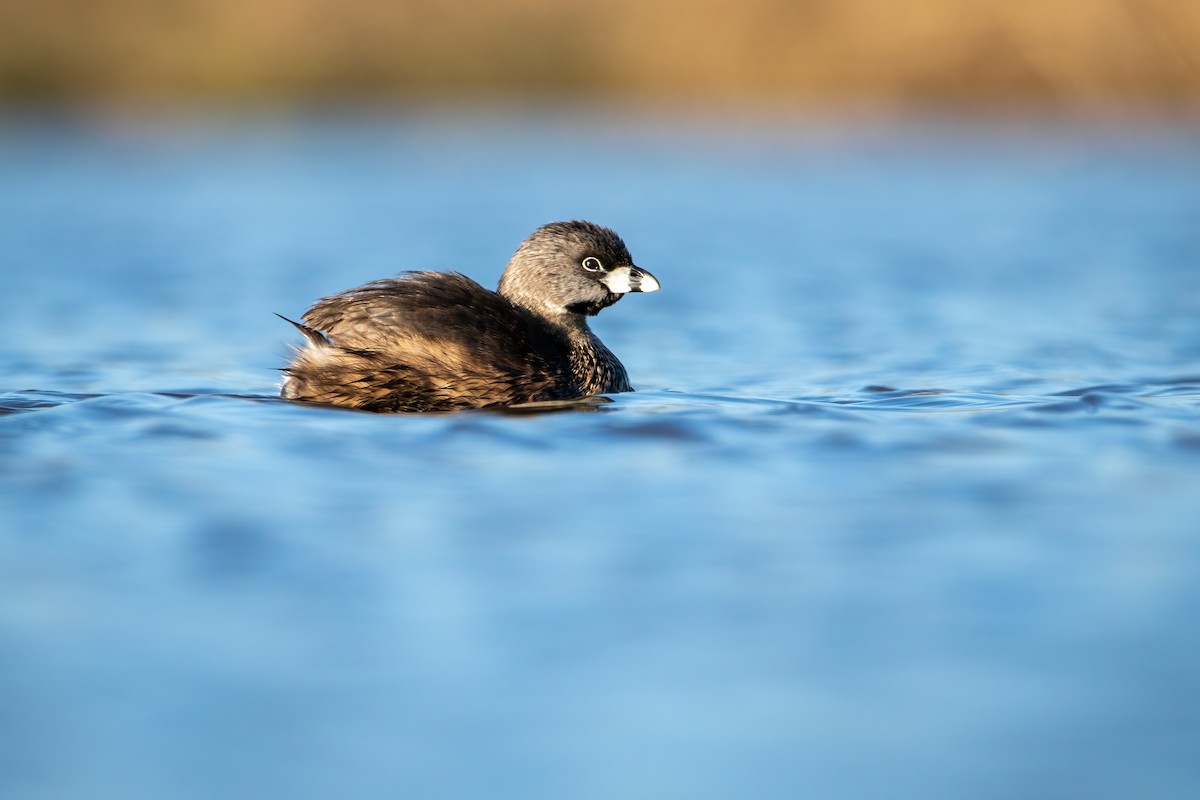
[498,221,660,319]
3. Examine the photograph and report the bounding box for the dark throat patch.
[566,291,622,317]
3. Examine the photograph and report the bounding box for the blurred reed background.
[1,0,1197,113]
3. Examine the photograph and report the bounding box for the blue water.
[2,112,1199,799]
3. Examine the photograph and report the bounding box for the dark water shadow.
[4,378,1199,430]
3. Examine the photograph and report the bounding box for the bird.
[278,220,660,412]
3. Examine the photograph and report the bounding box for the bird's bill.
[601,265,660,294]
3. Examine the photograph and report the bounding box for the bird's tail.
[275,313,332,347]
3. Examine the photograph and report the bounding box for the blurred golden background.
[1,0,1197,111]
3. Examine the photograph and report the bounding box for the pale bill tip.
[638,271,661,293]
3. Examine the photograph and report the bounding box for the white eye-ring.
[582,257,604,272]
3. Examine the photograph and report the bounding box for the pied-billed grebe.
[279,220,660,412]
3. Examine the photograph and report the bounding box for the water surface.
[2,112,1199,799]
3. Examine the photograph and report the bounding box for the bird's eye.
[582,257,604,272]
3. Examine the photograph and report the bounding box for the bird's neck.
[500,287,629,392]
[511,299,628,392]
[502,287,591,337]
[546,310,605,356]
